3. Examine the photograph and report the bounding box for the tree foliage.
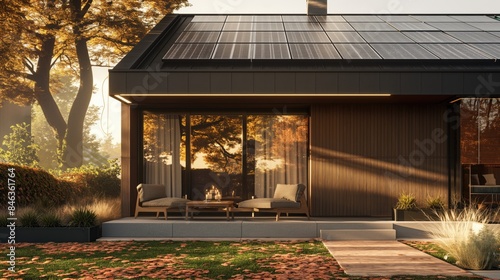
[0,123,40,167]
[0,0,189,168]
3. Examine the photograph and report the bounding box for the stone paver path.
[323,240,473,277]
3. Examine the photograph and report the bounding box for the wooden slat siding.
[121,104,139,217]
[310,104,448,216]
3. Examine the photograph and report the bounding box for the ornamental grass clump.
[428,206,500,270]
[39,213,63,227]
[69,208,97,227]
[19,209,40,227]
[395,192,417,210]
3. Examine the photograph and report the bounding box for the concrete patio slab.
[102,218,173,238]
[323,240,473,277]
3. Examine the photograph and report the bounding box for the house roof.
[110,14,500,105]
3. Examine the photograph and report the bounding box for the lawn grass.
[402,240,458,265]
[0,241,488,279]
[1,240,341,279]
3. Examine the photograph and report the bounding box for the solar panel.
[165,14,500,62]
[252,15,283,22]
[421,44,490,59]
[451,16,499,23]
[350,22,396,31]
[218,32,287,43]
[163,44,215,59]
[411,15,458,22]
[185,22,224,32]
[175,31,220,43]
[253,44,291,59]
[402,32,460,43]
[282,15,317,22]
[286,32,331,43]
[335,44,381,59]
[327,32,366,43]
[315,15,346,22]
[222,22,253,31]
[191,15,227,22]
[223,22,284,31]
[320,22,354,31]
[371,44,437,59]
[253,32,287,43]
[226,15,254,22]
[289,43,341,59]
[226,15,283,22]
[390,22,438,31]
[284,22,323,31]
[219,32,253,43]
[377,15,419,22]
[343,15,384,22]
[359,32,413,43]
[469,44,500,59]
[427,22,479,31]
[466,23,500,32]
[446,32,500,43]
[212,44,252,59]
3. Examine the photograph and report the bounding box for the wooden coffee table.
[185,200,234,221]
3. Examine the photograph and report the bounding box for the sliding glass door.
[142,113,185,197]
[142,112,308,200]
[190,115,243,200]
[246,115,308,198]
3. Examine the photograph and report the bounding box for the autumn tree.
[0,0,188,169]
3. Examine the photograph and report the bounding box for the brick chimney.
[307,0,327,15]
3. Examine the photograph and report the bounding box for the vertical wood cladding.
[310,104,449,216]
[121,105,139,217]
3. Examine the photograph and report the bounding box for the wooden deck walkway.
[323,240,473,277]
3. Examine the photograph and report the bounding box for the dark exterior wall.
[310,103,449,216]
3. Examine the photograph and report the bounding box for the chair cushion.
[142,197,190,207]
[471,174,480,185]
[137,184,166,202]
[238,198,300,209]
[483,174,497,185]
[273,184,299,201]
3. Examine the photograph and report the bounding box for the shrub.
[19,210,40,227]
[39,213,63,227]
[0,213,8,227]
[427,206,500,270]
[56,160,121,200]
[0,163,77,208]
[69,208,97,227]
[395,192,417,210]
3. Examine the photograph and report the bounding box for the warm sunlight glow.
[114,95,132,104]
[120,93,391,97]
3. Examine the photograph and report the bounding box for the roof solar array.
[163,14,500,60]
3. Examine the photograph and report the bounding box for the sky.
[92,0,500,144]
[177,0,500,14]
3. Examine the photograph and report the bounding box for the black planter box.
[0,226,101,243]
[393,209,441,221]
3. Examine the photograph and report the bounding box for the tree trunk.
[33,35,67,150]
[62,35,93,168]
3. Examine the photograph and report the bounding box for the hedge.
[0,163,77,208]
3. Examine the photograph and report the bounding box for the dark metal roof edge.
[113,14,179,70]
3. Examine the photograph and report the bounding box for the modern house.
[109,6,500,217]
